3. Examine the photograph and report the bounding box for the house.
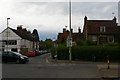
[0,26,39,55]
[83,16,119,45]
[56,27,84,44]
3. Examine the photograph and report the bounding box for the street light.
[7,18,10,51]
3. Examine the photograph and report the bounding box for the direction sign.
[67,36,72,47]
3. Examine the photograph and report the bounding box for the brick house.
[56,27,84,44]
[83,16,120,45]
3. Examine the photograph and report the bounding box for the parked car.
[27,51,36,57]
[33,50,39,56]
[38,50,43,55]
[2,51,29,64]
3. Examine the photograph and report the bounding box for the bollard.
[107,56,110,69]
[92,56,96,62]
[107,60,110,69]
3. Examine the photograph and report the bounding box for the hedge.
[51,45,120,62]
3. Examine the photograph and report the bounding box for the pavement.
[1,53,120,79]
[47,56,120,79]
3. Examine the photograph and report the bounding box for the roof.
[86,20,119,34]
[57,32,84,44]
[9,27,34,41]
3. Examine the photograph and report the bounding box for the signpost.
[67,36,72,47]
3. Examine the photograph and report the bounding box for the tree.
[75,39,85,46]
[32,29,39,41]
[44,39,53,49]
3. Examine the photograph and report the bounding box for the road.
[2,53,119,80]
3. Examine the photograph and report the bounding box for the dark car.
[2,51,29,64]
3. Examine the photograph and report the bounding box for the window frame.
[100,26,106,32]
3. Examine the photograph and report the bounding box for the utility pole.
[69,0,72,62]
[7,18,10,51]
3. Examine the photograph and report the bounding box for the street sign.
[67,36,72,47]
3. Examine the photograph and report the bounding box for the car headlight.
[21,57,24,59]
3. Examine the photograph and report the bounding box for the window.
[100,26,106,32]
[92,36,97,41]
[109,36,114,42]
[2,40,17,45]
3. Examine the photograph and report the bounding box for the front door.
[99,37,107,45]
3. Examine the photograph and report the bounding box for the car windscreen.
[29,51,33,53]
[12,52,22,56]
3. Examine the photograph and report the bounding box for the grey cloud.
[0,2,118,40]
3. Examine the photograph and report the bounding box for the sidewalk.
[47,57,120,78]
[97,64,120,78]
[47,56,107,64]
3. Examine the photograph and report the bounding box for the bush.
[51,45,120,62]
[75,39,85,46]
[105,42,119,47]
[57,44,69,60]
[51,46,56,58]
[85,40,96,46]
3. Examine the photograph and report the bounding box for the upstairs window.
[100,26,106,32]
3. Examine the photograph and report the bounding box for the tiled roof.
[57,32,84,44]
[9,27,35,41]
[86,20,119,34]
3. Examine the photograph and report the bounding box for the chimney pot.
[63,28,66,33]
[78,27,81,33]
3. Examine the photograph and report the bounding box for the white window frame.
[100,26,106,32]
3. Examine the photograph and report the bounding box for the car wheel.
[4,60,8,63]
[22,62,26,64]
[16,60,20,64]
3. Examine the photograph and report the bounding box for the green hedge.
[71,46,120,61]
[51,45,120,62]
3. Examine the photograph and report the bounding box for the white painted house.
[0,26,39,55]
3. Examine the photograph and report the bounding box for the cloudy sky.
[0,0,119,41]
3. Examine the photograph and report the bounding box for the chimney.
[71,28,73,33]
[17,25,22,30]
[63,28,66,33]
[84,16,87,25]
[22,28,27,33]
[27,30,31,34]
[113,16,117,23]
[78,27,81,33]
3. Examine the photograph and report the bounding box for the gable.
[0,28,21,40]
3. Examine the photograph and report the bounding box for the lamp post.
[69,0,72,62]
[7,18,10,51]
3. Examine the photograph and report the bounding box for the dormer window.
[100,26,106,32]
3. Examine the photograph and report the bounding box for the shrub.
[105,42,119,47]
[57,44,69,60]
[85,40,96,46]
[51,46,56,59]
[75,39,85,46]
[51,45,120,62]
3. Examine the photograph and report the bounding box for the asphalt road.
[2,53,101,79]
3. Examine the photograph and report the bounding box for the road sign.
[67,36,72,47]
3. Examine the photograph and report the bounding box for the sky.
[0,0,119,41]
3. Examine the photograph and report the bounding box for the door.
[99,37,107,45]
